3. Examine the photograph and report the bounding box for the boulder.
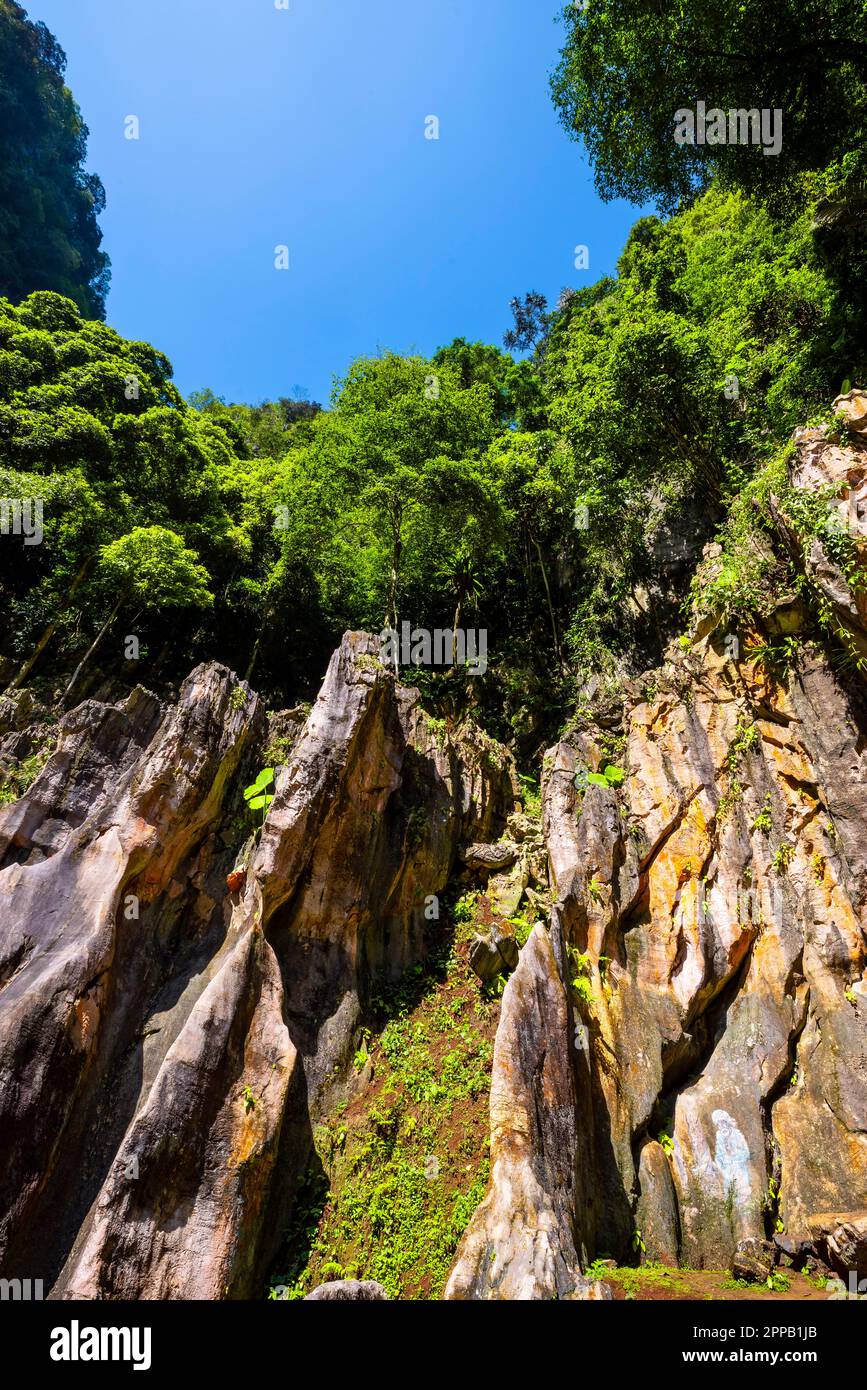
[636,1140,680,1267]
[460,840,520,872]
[833,388,867,434]
[305,1280,388,1301]
[469,922,519,983]
[487,854,529,918]
[731,1238,777,1284]
[806,1212,867,1279]
[773,1234,819,1272]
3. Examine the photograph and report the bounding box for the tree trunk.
[6,556,94,692]
[245,633,262,683]
[386,535,402,632]
[62,596,124,706]
[533,539,567,675]
[452,596,463,652]
[385,501,403,668]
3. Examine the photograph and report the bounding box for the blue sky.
[30,0,642,407]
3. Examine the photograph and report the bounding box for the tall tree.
[62,527,213,702]
[550,0,867,212]
[0,1,110,316]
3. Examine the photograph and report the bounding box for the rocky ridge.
[1,402,866,1299]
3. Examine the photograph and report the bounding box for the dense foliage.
[551,0,867,213]
[0,1,109,317]
[2,1,867,755]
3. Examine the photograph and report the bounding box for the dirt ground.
[603,1268,836,1301]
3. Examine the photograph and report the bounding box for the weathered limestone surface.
[445,924,609,1300]
[0,663,261,1292]
[447,402,867,1289]
[0,634,512,1298]
[531,634,867,1271]
[3,403,867,1300]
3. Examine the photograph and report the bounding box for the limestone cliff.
[0,633,512,1298]
[446,395,867,1296]
[1,405,866,1301]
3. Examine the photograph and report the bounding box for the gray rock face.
[0,663,262,1293]
[0,685,164,865]
[0,634,513,1299]
[523,628,866,1272]
[304,1280,388,1301]
[445,925,607,1300]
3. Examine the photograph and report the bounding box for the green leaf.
[603,764,625,786]
[247,792,274,811]
[243,767,275,801]
[586,772,608,786]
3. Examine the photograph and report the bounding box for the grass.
[586,1260,690,1299]
[0,742,54,805]
[268,898,500,1301]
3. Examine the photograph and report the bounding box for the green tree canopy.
[97,526,214,612]
[61,526,213,702]
[551,0,867,212]
[0,1,110,315]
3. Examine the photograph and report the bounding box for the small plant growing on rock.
[518,773,541,818]
[484,973,507,1000]
[658,1131,674,1155]
[569,947,594,1005]
[507,913,533,947]
[242,1085,259,1113]
[772,842,794,873]
[244,766,275,826]
[751,794,773,834]
[762,1175,780,1211]
[587,764,625,789]
[452,890,479,924]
